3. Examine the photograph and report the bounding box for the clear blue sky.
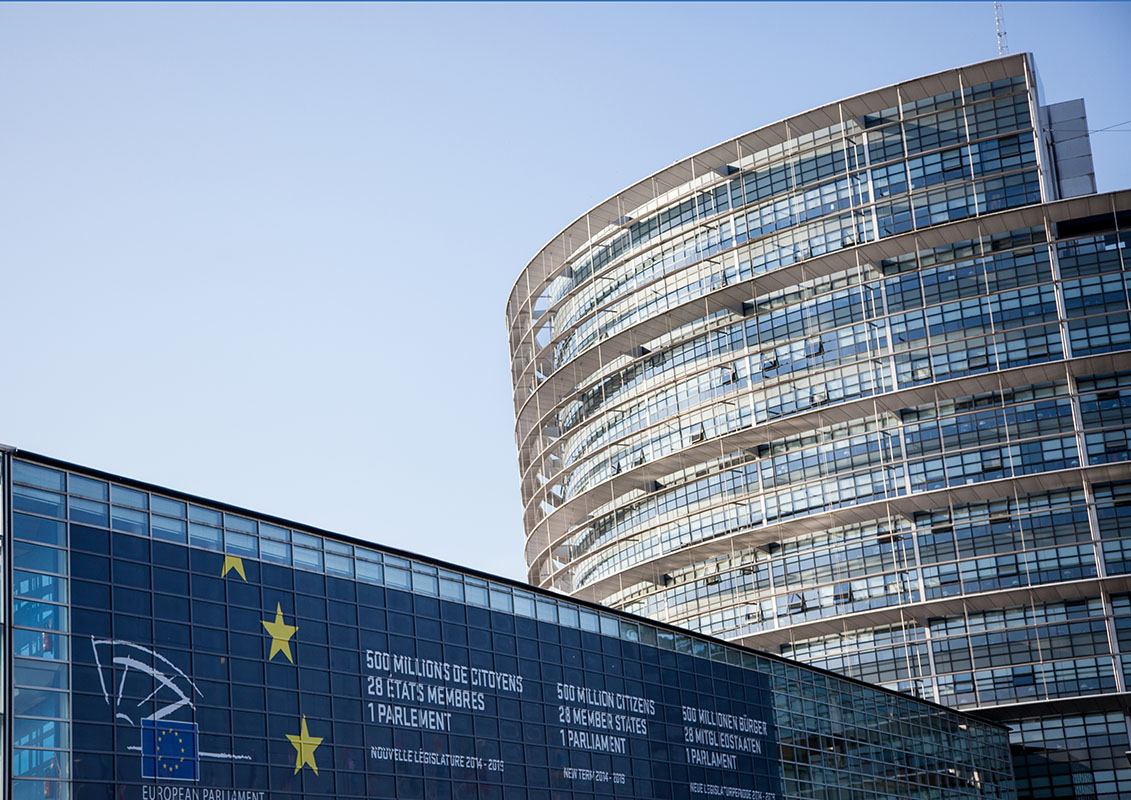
[0,2,1127,581]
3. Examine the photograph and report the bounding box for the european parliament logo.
[92,638,250,782]
[141,720,199,781]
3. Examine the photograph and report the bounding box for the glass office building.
[2,448,1013,800]
[506,54,1130,799]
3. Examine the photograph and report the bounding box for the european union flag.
[141,720,199,781]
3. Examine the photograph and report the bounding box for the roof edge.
[507,52,1033,312]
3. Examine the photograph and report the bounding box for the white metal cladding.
[507,53,1130,615]
[506,53,1031,335]
[516,191,1131,584]
[508,56,1045,508]
[506,54,1035,416]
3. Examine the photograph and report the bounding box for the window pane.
[13,571,67,603]
[225,530,258,557]
[261,538,292,565]
[68,474,107,500]
[188,523,221,551]
[112,506,149,536]
[111,484,148,509]
[13,486,65,518]
[14,657,69,689]
[13,718,69,749]
[13,514,65,546]
[13,461,64,491]
[13,687,68,718]
[224,513,256,533]
[12,629,67,660]
[151,496,186,518]
[293,546,322,571]
[153,515,187,543]
[13,542,66,575]
[14,600,67,632]
[69,497,109,527]
[12,748,69,779]
[189,504,222,525]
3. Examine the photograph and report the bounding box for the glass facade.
[507,54,1130,799]
[1,452,1011,800]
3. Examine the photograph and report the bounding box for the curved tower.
[508,54,1131,799]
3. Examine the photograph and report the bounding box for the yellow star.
[286,715,323,775]
[221,555,247,581]
[261,603,298,663]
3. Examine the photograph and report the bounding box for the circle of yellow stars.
[157,728,187,774]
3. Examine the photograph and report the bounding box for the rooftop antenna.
[994,1,1010,55]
